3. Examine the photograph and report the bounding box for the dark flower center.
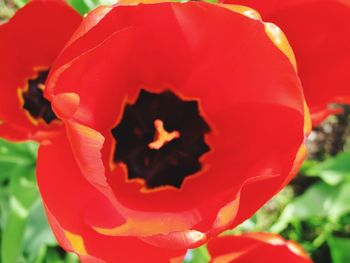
[21,70,57,124]
[111,89,211,189]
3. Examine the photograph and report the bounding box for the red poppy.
[207,233,313,263]
[0,0,82,142]
[220,0,350,126]
[38,1,310,260]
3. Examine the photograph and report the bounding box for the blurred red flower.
[220,0,350,126]
[38,1,310,261]
[0,0,81,142]
[207,233,313,263]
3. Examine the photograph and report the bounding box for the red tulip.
[207,233,313,263]
[38,1,310,261]
[219,0,350,126]
[0,0,82,142]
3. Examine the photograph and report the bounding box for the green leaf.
[23,199,57,262]
[45,247,65,263]
[328,235,350,263]
[304,152,350,185]
[0,139,38,183]
[0,139,39,263]
[68,0,117,15]
[12,0,29,8]
[67,0,91,15]
[185,246,210,263]
[1,174,38,263]
[271,181,350,232]
[1,197,30,263]
[1,209,27,263]
[65,253,79,263]
[32,245,48,263]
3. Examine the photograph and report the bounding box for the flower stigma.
[148,119,180,150]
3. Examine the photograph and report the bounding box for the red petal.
[221,0,350,125]
[0,0,81,141]
[207,234,313,263]
[37,134,186,262]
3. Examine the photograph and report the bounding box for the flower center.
[21,70,57,124]
[111,89,211,189]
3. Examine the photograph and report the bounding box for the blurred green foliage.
[0,0,117,19]
[0,139,79,263]
[67,0,117,15]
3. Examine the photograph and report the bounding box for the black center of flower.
[111,89,211,189]
[21,70,57,124]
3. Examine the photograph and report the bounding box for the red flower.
[207,233,313,263]
[0,0,82,142]
[220,0,350,126]
[38,1,310,261]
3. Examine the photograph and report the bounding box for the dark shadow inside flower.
[20,69,58,124]
[111,89,211,189]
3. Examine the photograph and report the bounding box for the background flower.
[220,0,350,126]
[0,0,81,142]
[207,233,313,262]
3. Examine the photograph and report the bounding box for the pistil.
[148,119,180,150]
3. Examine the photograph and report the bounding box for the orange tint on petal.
[264,22,297,71]
[170,255,186,263]
[280,101,310,190]
[303,101,312,135]
[93,216,195,237]
[281,143,307,189]
[220,3,297,70]
[212,196,240,231]
[52,93,80,119]
[64,231,87,256]
[245,232,312,260]
[218,3,261,20]
[245,232,285,245]
[65,121,107,188]
[44,206,77,253]
[211,252,247,263]
[208,234,313,263]
[287,240,311,259]
[141,229,207,249]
